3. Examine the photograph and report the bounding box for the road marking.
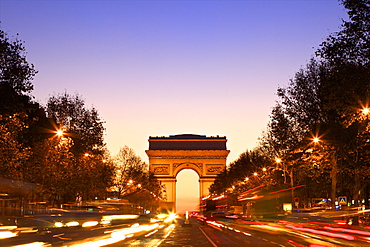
[199,227,218,247]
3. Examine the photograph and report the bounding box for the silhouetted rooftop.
[149,134,226,139]
[148,134,228,150]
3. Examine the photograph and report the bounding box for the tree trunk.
[290,168,295,207]
[353,167,360,207]
[365,185,369,208]
[353,147,361,210]
[330,151,337,210]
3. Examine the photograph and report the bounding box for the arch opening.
[176,169,199,214]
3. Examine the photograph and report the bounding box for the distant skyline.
[1,1,346,163]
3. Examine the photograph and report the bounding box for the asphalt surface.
[157,217,215,247]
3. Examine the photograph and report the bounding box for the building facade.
[145,134,230,212]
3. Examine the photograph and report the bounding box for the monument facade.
[145,134,230,212]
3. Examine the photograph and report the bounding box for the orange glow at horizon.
[176,169,199,214]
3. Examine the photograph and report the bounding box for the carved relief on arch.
[173,162,203,177]
[152,164,170,175]
[205,164,225,175]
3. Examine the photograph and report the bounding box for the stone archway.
[145,134,230,212]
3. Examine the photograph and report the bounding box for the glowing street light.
[362,107,370,115]
[56,129,64,137]
[275,157,287,183]
[262,167,267,172]
[312,137,320,143]
[253,172,258,176]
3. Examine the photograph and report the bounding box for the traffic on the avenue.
[2,204,370,246]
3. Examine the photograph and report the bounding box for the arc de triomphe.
[145,134,230,212]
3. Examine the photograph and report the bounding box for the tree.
[317,0,370,66]
[46,92,106,155]
[113,146,147,198]
[0,29,42,182]
[260,59,336,203]
[28,135,76,205]
[123,173,164,212]
[209,150,275,195]
[0,29,37,110]
[316,0,370,207]
[76,152,115,202]
[275,59,328,137]
[112,146,164,210]
[0,29,115,207]
[0,113,31,180]
[26,134,115,204]
[261,0,370,209]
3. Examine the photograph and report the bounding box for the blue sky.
[1,0,347,212]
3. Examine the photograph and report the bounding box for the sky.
[1,0,347,213]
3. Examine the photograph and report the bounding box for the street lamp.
[312,136,320,144]
[56,129,64,137]
[362,107,370,115]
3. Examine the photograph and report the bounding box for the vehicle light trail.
[285,224,356,241]
[323,226,370,236]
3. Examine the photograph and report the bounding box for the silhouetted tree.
[261,0,370,208]
[0,29,44,181]
[46,92,106,155]
[113,146,147,197]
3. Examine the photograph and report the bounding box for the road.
[156,216,370,247]
[104,216,370,246]
[2,213,370,246]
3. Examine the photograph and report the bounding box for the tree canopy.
[46,92,106,155]
[0,29,159,210]
[212,0,370,208]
